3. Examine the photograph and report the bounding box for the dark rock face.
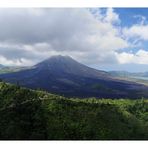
[0,55,148,99]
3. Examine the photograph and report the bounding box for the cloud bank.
[0,8,147,68]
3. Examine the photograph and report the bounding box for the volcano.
[0,55,148,98]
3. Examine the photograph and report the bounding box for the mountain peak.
[46,55,74,61]
[34,55,109,79]
[49,55,72,59]
[35,55,78,68]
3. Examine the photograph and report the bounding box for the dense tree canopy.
[0,82,148,140]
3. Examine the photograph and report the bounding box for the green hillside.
[0,82,148,140]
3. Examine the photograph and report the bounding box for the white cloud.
[0,8,129,66]
[123,24,148,41]
[104,8,120,24]
[2,8,148,68]
[134,15,146,25]
[0,55,33,66]
[116,49,148,64]
[123,14,148,41]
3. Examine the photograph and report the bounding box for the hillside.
[0,66,29,74]
[0,82,148,140]
[109,71,148,86]
[1,55,148,99]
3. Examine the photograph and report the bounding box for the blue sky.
[100,8,148,52]
[115,8,148,52]
[0,8,148,72]
[89,8,148,72]
[116,8,148,27]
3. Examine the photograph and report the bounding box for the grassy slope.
[0,82,148,140]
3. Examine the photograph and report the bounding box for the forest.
[0,82,148,140]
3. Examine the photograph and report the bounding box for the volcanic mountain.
[0,55,148,98]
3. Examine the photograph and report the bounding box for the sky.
[0,8,148,72]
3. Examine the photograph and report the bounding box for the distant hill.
[109,71,148,86]
[109,71,132,77]
[0,55,148,98]
[109,71,148,77]
[0,66,30,74]
[0,64,5,69]
[0,82,148,140]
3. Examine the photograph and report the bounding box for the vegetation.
[0,67,27,74]
[0,82,148,140]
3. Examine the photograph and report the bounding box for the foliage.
[0,82,148,140]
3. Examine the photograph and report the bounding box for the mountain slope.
[0,82,148,140]
[0,55,148,98]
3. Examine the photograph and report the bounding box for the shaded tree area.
[0,82,148,140]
